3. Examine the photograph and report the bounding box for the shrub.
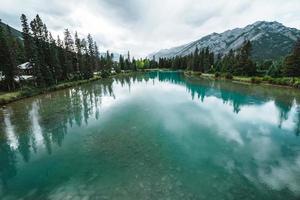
[262,76,272,82]
[20,86,35,97]
[225,73,233,80]
[214,72,221,78]
[194,71,202,76]
[101,70,111,78]
[251,77,262,84]
[293,80,300,88]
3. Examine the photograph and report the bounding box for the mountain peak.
[150,21,300,61]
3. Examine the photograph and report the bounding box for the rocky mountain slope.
[150,21,300,61]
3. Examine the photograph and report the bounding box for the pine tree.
[235,41,256,76]
[49,33,62,83]
[74,32,82,75]
[193,46,199,71]
[56,35,66,80]
[125,51,131,70]
[41,24,55,86]
[20,14,33,61]
[82,38,92,79]
[119,55,125,71]
[283,38,300,77]
[0,22,16,91]
[87,34,95,72]
[94,41,100,71]
[30,15,46,87]
[64,29,75,78]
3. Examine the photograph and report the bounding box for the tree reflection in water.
[0,71,300,188]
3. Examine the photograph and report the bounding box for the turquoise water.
[0,71,300,199]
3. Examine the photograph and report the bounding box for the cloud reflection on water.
[0,71,300,198]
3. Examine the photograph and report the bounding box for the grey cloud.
[93,0,142,25]
[1,0,300,57]
[0,13,21,30]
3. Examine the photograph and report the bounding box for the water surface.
[1,72,300,199]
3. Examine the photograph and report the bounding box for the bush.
[214,72,221,78]
[225,73,233,80]
[101,70,111,78]
[262,76,272,82]
[267,77,295,86]
[251,77,262,84]
[293,80,300,88]
[20,86,35,97]
[194,71,202,76]
[115,67,121,74]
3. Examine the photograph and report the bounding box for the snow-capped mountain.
[150,21,300,61]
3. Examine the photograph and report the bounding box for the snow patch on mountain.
[150,21,300,60]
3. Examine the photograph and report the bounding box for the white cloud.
[0,0,300,57]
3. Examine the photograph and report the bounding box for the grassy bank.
[184,71,300,89]
[0,76,103,106]
[0,71,141,106]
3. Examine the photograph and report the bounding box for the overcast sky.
[0,0,300,57]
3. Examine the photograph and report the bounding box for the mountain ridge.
[150,21,300,61]
[0,21,23,39]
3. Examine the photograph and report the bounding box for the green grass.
[0,72,141,106]
[184,71,300,89]
[0,91,23,105]
[0,76,102,106]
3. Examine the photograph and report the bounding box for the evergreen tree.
[20,14,33,61]
[56,35,66,81]
[82,38,92,79]
[64,29,75,78]
[0,22,16,91]
[283,38,300,77]
[87,34,95,72]
[49,33,62,83]
[125,51,131,70]
[119,55,125,71]
[193,46,199,71]
[30,15,46,87]
[74,32,83,75]
[235,41,256,76]
[94,41,100,71]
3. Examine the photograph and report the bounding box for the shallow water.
[1,71,300,199]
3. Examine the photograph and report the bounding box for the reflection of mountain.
[0,71,300,186]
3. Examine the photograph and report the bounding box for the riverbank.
[0,71,137,106]
[184,71,300,89]
[0,76,102,106]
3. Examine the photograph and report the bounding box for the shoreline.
[0,72,136,107]
[183,71,300,90]
[1,70,299,106]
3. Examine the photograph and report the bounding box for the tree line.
[154,39,300,78]
[1,14,300,92]
[0,14,121,91]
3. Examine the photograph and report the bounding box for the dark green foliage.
[20,14,33,61]
[0,22,16,91]
[225,73,233,80]
[214,72,221,78]
[155,39,300,81]
[156,46,214,72]
[267,59,283,78]
[250,77,262,84]
[119,55,125,70]
[101,70,111,78]
[0,14,106,91]
[233,41,256,76]
[283,39,300,77]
